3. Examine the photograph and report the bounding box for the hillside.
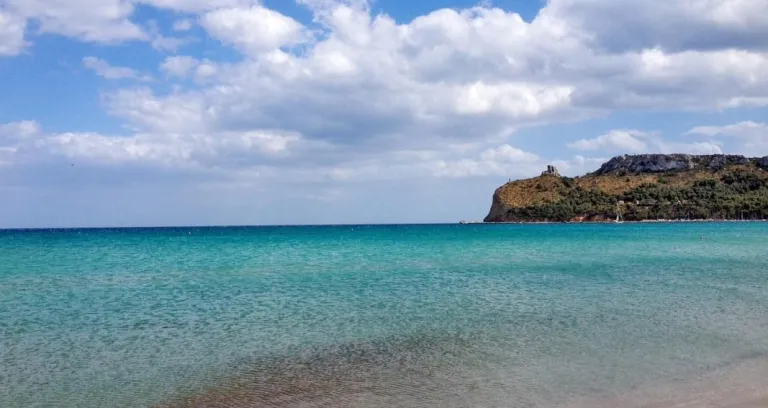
[484,154,768,223]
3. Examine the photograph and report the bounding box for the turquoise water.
[1,224,768,407]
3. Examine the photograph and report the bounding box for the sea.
[1,223,767,408]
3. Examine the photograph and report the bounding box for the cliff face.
[484,154,768,223]
[592,154,751,175]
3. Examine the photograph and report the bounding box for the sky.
[0,0,767,227]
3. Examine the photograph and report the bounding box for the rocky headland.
[484,154,768,223]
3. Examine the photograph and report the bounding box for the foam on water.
[1,224,767,407]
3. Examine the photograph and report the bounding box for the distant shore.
[467,219,768,225]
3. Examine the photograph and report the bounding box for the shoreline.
[161,351,768,408]
[559,356,768,408]
[473,219,768,225]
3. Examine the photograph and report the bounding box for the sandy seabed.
[162,348,768,408]
[560,357,768,408]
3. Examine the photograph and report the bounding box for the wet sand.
[560,357,768,408]
[160,334,768,408]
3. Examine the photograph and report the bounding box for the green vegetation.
[490,167,768,222]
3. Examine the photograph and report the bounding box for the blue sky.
[0,0,767,227]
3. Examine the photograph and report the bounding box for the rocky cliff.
[592,154,752,175]
[484,154,768,223]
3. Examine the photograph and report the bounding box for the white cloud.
[296,0,370,21]
[4,0,768,188]
[142,19,188,52]
[428,144,540,178]
[0,121,40,166]
[653,140,724,155]
[66,1,768,183]
[543,0,768,52]
[620,48,768,110]
[6,0,145,43]
[569,130,650,153]
[551,155,609,176]
[159,56,218,82]
[479,144,539,163]
[0,11,26,56]
[452,82,573,117]
[137,0,256,12]
[688,121,767,138]
[568,128,727,156]
[83,57,150,81]
[201,6,310,55]
[316,143,541,181]
[2,0,240,49]
[0,120,303,170]
[195,61,218,79]
[0,121,41,143]
[172,19,193,31]
[688,121,768,151]
[104,88,211,133]
[160,56,199,78]
[150,35,186,52]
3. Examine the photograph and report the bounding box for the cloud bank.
[1,0,767,225]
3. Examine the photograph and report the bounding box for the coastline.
[161,350,768,408]
[474,219,768,225]
[559,356,768,408]
[484,156,768,225]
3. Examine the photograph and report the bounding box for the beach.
[161,342,768,408]
[560,357,768,408]
[2,223,768,407]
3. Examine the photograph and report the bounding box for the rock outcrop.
[484,154,768,223]
[592,154,751,175]
[484,189,514,224]
[593,154,695,175]
[758,156,768,170]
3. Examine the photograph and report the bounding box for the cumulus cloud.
[160,55,199,78]
[5,0,145,43]
[428,144,540,178]
[315,143,541,181]
[201,6,310,55]
[0,11,26,56]
[0,121,41,143]
[159,56,218,82]
[568,128,726,156]
[543,0,768,52]
[551,155,609,176]
[104,88,212,133]
[0,120,303,171]
[2,0,245,48]
[3,0,768,188]
[569,130,651,153]
[138,1,768,165]
[83,57,151,81]
[194,61,218,79]
[172,19,193,31]
[0,121,42,166]
[653,140,724,155]
[137,0,257,12]
[479,144,539,163]
[688,121,767,138]
[688,121,768,151]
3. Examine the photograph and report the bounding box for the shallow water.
[1,224,767,407]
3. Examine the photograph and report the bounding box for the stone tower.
[541,165,561,177]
